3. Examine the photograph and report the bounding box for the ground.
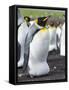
[17,50,65,83]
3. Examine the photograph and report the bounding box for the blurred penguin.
[56,18,65,49]
[60,22,65,56]
[17,10,29,67]
[47,17,58,52]
[24,16,31,27]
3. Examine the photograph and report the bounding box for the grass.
[19,8,65,19]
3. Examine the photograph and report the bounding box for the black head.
[37,16,49,27]
[24,16,30,22]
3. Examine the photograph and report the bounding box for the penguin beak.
[43,16,50,22]
[43,17,48,22]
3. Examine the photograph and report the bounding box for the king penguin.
[60,22,65,56]
[17,15,44,68]
[21,17,49,72]
[47,17,58,52]
[56,18,65,49]
[17,10,29,67]
[27,17,50,76]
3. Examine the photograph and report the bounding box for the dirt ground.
[17,50,65,83]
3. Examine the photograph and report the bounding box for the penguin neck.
[40,27,47,32]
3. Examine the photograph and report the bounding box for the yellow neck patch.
[40,28,47,32]
[34,19,38,24]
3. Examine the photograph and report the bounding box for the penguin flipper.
[22,34,30,73]
[22,23,41,72]
[17,42,21,62]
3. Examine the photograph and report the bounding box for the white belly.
[28,30,50,76]
[60,23,65,56]
[56,27,62,48]
[18,22,29,67]
[48,27,57,51]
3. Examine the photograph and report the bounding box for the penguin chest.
[60,23,65,56]
[48,27,57,51]
[18,22,29,67]
[18,22,29,44]
[56,27,62,38]
[28,29,50,76]
[30,30,49,61]
[56,27,62,48]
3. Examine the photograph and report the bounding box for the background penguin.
[60,22,65,56]
[18,10,23,26]
[17,10,23,62]
[17,11,29,67]
[27,17,50,77]
[18,17,44,68]
[56,18,65,48]
[47,17,58,52]
[24,16,31,27]
[18,16,48,68]
[56,24,62,49]
[24,16,35,27]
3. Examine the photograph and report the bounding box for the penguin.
[18,16,50,75]
[56,26,62,49]
[47,17,58,52]
[17,10,29,67]
[56,18,65,49]
[18,21,29,67]
[22,22,43,72]
[26,17,50,77]
[60,22,65,56]
[28,27,50,76]
[18,17,43,68]
[17,16,42,68]
[18,10,23,26]
[22,17,49,72]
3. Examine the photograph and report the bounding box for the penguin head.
[47,16,55,27]
[54,18,60,28]
[24,16,30,23]
[59,18,65,28]
[36,16,50,27]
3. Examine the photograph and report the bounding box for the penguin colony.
[18,13,65,77]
